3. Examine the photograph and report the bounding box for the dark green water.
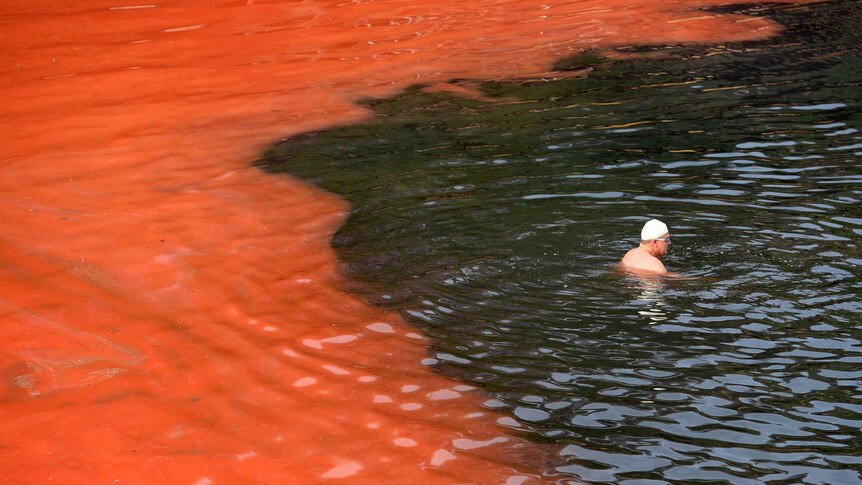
[260,2,861,483]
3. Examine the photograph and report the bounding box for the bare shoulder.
[620,248,667,274]
[620,247,641,264]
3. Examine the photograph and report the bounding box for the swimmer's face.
[654,233,670,257]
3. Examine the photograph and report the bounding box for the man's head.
[640,219,670,258]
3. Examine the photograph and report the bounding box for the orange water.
[0,1,813,483]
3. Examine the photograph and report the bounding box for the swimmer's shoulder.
[620,249,666,274]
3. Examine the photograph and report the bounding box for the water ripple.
[262,1,862,482]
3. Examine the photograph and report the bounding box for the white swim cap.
[641,219,669,240]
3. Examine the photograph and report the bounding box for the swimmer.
[620,219,671,275]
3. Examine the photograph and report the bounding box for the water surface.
[262,2,862,482]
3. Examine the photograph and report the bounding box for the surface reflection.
[630,278,669,324]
